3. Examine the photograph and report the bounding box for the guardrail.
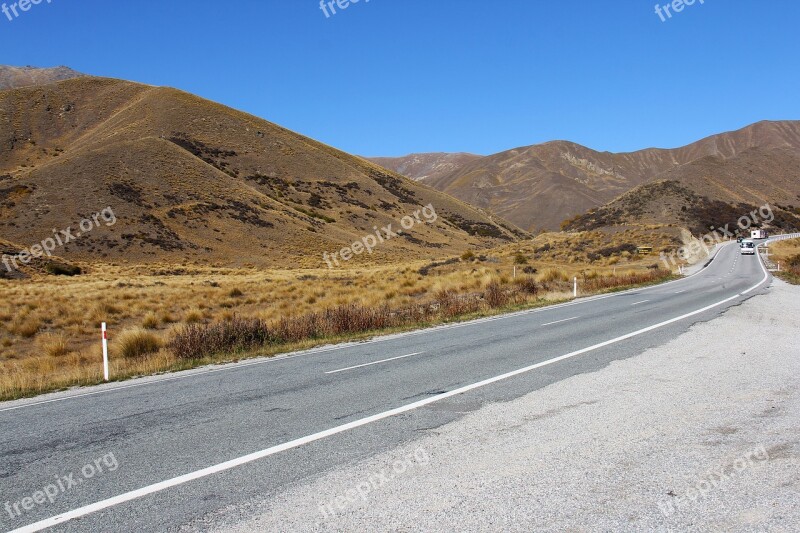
[768,233,800,242]
[760,233,800,272]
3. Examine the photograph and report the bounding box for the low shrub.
[514,276,539,296]
[484,282,508,308]
[169,316,272,360]
[44,262,82,276]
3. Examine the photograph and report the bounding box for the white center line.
[541,316,580,327]
[631,300,650,306]
[674,290,687,294]
[325,352,422,374]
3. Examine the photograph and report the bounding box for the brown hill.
[563,178,800,237]
[424,121,800,231]
[368,153,481,182]
[0,65,84,90]
[0,77,525,269]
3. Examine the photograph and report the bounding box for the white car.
[740,240,756,255]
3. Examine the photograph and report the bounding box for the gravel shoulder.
[206,280,800,532]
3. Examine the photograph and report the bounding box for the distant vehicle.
[737,236,744,243]
[751,229,768,239]
[740,240,756,255]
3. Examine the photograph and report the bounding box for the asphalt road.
[0,237,791,532]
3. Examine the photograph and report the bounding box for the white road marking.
[631,300,650,306]
[674,290,687,294]
[325,353,421,374]
[13,288,754,532]
[742,241,771,295]
[541,316,579,327]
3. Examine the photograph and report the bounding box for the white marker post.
[573,277,577,298]
[101,322,109,381]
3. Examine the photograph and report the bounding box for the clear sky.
[1,0,798,156]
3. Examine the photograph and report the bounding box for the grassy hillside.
[0,77,525,270]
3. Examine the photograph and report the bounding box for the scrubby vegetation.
[0,239,674,401]
[168,267,669,361]
[770,238,800,285]
[44,262,82,276]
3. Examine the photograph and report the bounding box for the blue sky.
[1,0,798,156]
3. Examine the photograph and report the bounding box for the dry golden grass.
[36,332,70,358]
[0,230,676,401]
[115,328,163,359]
[770,238,800,284]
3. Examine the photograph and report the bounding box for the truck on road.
[751,229,768,239]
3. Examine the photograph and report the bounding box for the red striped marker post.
[101,322,109,381]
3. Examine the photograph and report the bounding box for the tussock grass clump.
[183,309,204,324]
[9,316,42,338]
[116,328,163,359]
[88,302,121,325]
[37,333,70,357]
[539,268,568,283]
[142,312,159,329]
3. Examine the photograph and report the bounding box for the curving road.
[0,236,795,532]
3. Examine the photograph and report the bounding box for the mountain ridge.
[0,65,85,90]
[371,120,800,231]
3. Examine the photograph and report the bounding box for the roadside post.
[102,322,109,381]
[573,277,577,298]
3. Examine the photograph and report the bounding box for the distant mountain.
[0,65,84,90]
[422,121,800,231]
[0,76,524,269]
[368,153,481,182]
[562,177,800,237]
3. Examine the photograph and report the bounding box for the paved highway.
[0,237,792,532]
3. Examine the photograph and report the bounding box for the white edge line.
[741,240,771,295]
[13,288,752,532]
[0,239,736,414]
[541,316,579,327]
[324,353,421,374]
